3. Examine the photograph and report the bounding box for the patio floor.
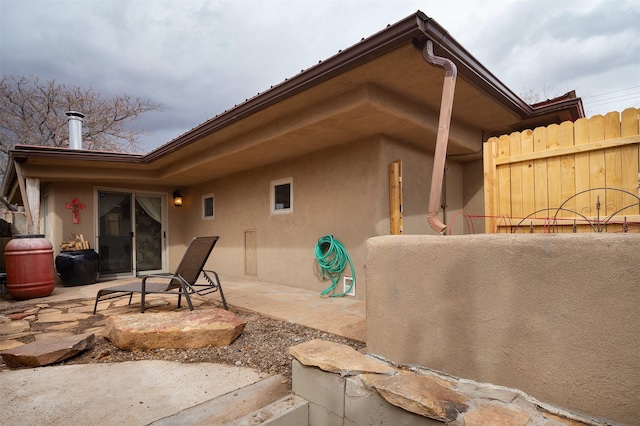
[0,274,366,342]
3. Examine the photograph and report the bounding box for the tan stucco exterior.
[366,233,640,424]
[32,134,481,292]
[169,135,480,297]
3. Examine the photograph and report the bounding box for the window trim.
[270,177,293,215]
[202,193,215,220]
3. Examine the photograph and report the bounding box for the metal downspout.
[422,39,457,234]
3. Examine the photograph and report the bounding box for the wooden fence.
[483,108,640,233]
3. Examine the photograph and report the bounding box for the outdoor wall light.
[173,190,183,207]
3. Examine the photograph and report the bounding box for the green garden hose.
[314,235,355,297]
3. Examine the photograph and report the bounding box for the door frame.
[94,187,168,278]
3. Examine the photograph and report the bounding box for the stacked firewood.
[60,233,91,251]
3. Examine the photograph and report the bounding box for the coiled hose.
[314,235,355,297]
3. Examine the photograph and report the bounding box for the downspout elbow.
[423,39,457,79]
[422,40,457,234]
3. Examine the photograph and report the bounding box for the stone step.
[229,394,309,426]
[150,374,291,425]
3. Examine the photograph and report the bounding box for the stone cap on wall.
[290,339,600,425]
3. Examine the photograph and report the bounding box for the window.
[202,193,215,220]
[270,177,293,215]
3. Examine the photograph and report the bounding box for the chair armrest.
[141,273,188,291]
[141,273,176,283]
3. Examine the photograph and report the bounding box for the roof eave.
[145,12,430,161]
[146,10,583,161]
[1,145,145,198]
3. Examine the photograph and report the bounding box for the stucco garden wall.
[366,233,639,425]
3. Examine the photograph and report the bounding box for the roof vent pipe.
[66,111,85,150]
[422,40,457,234]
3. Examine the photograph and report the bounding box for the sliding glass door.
[97,190,166,277]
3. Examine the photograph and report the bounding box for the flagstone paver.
[38,308,61,314]
[0,340,24,351]
[0,331,39,340]
[45,322,79,331]
[36,311,93,323]
[1,332,95,368]
[35,331,74,341]
[67,305,97,313]
[0,319,31,335]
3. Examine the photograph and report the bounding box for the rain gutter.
[422,40,457,234]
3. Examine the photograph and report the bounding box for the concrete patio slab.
[0,360,266,426]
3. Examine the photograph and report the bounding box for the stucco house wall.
[42,182,95,254]
[366,233,640,424]
[34,134,477,292]
[178,135,475,297]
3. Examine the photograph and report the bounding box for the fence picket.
[509,132,524,232]
[588,116,606,221]
[621,108,640,220]
[521,129,535,231]
[558,121,576,232]
[483,137,499,233]
[497,135,511,232]
[546,124,562,230]
[533,127,549,232]
[574,118,592,232]
[604,112,623,230]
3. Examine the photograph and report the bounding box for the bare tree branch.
[0,75,161,174]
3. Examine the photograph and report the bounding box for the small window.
[202,193,215,220]
[270,177,293,215]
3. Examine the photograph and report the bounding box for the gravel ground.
[2,300,365,380]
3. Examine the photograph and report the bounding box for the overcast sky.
[1,0,639,152]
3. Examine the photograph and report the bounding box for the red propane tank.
[5,235,55,300]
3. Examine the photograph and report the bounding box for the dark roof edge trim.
[7,145,144,162]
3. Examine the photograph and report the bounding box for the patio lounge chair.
[93,236,227,314]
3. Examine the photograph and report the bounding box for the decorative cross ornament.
[66,198,86,224]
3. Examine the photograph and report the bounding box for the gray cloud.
[1,0,638,151]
